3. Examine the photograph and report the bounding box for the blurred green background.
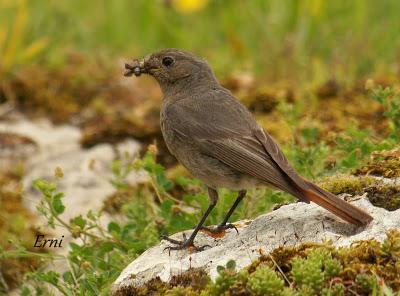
[1,0,400,82]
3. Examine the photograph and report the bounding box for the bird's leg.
[200,190,246,235]
[162,187,218,251]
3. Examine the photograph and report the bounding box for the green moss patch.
[353,148,400,178]
[319,175,377,196]
[365,184,400,211]
[116,269,209,296]
[319,174,400,211]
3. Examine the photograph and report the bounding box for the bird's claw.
[200,223,239,235]
[161,234,211,252]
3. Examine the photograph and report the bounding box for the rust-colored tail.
[299,181,373,226]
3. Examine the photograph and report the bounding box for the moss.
[291,248,342,293]
[309,90,389,141]
[355,274,380,294]
[80,101,161,148]
[247,264,284,296]
[247,243,323,276]
[320,283,345,296]
[127,277,169,296]
[5,58,112,123]
[168,268,209,291]
[319,173,400,211]
[353,147,400,178]
[241,87,280,114]
[315,79,341,99]
[165,286,198,296]
[319,175,378,196]
[365,184,400,211]
[337,230,400,293]
[119,269,209,296]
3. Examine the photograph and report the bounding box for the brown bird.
[124,49,373,251]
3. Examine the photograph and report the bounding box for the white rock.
[111,197,400,295]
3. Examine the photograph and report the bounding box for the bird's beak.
[124,55,160,77]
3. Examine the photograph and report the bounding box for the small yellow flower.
[173,0,208,14]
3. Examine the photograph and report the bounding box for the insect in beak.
[124,55,160,77]
[124,58,145,77]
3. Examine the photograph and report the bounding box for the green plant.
[321,283,345,296]
[371,85,400,140]
[207,260,241,296]
[334,127,395,171]
[284,141,331,179]
[12,164,161,295]
[356,274,398,296]
[247,264,284,296]
[291,248,342,293]
[164,285,198,296]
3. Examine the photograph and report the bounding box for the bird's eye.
[162,56,174,67]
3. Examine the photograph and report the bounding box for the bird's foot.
[162,233,210,252]
[200,223,238,238]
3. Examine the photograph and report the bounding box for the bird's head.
[124,49,217,95]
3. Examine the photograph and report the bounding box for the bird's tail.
[296,180,373,226]
[254,129,373,226]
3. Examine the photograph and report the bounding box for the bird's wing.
[253,129,310,190]
[164,89,308,195]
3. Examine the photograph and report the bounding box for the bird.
[124,49,373,251]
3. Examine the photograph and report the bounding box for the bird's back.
[160,87,283,190]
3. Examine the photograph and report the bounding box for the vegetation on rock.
[121,230,400,296]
